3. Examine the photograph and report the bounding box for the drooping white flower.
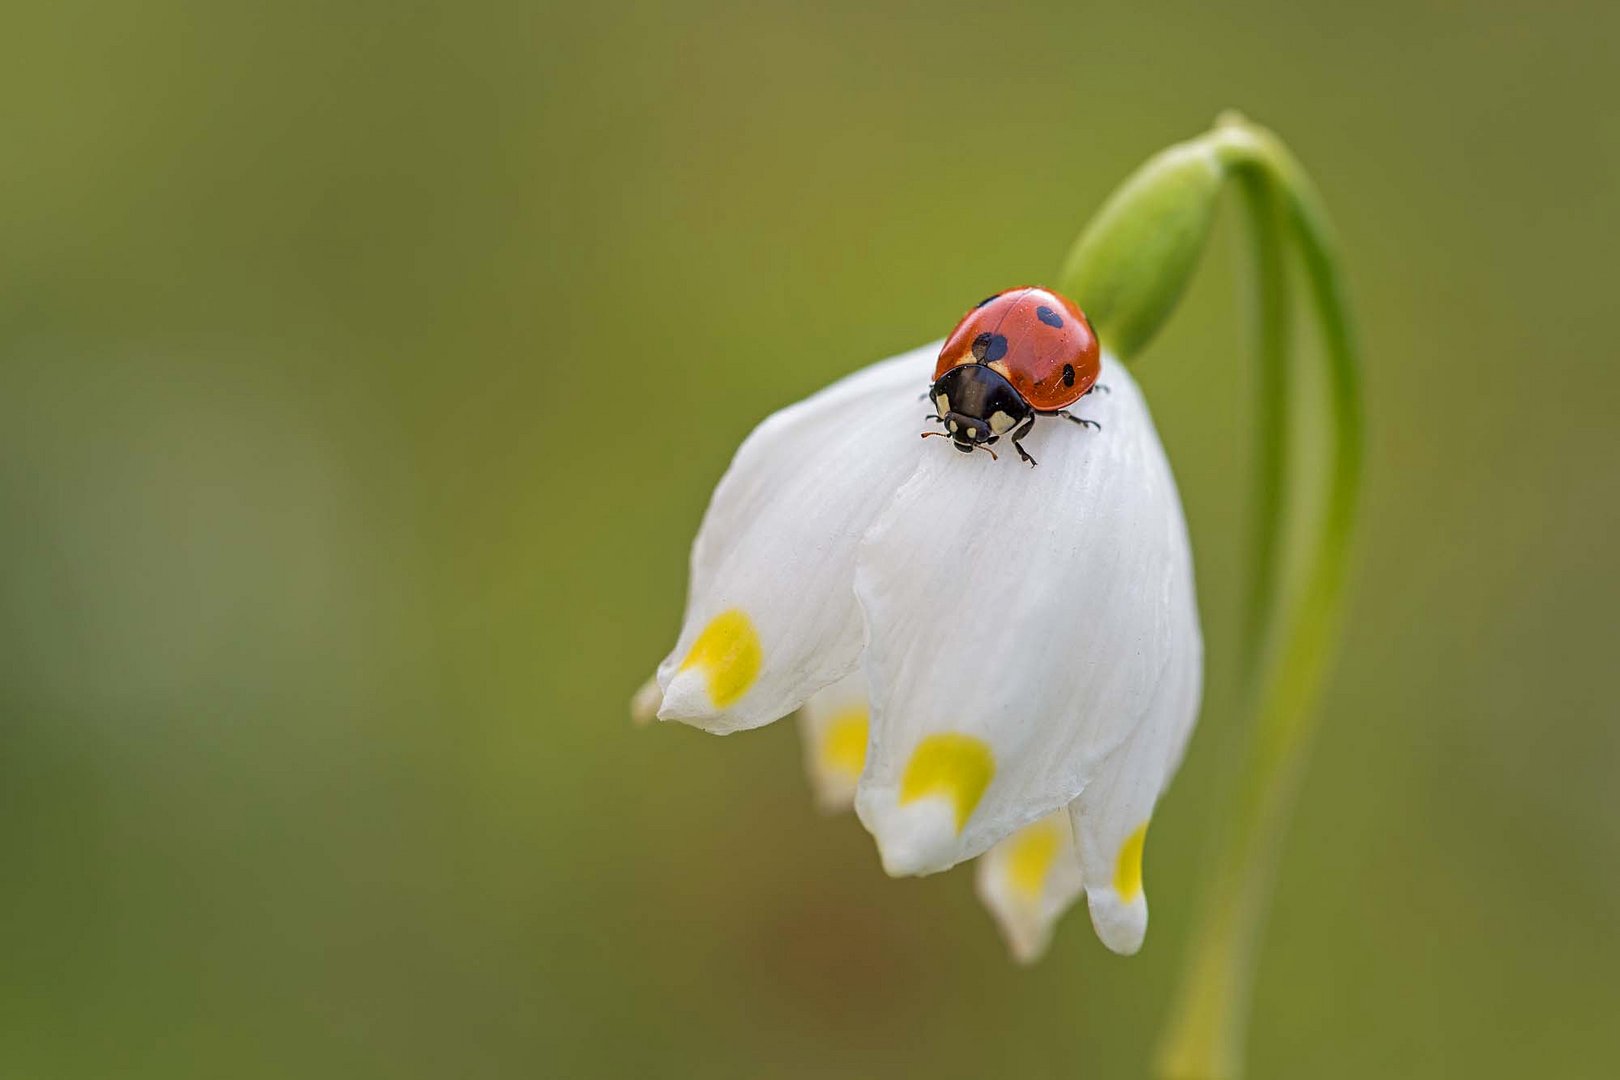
[645,340,1202,956]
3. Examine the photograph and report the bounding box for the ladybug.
[924,286,1104,466]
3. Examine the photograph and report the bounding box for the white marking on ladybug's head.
[965,425,978,439]
[948,419,960,433]
[990,410,1017,435]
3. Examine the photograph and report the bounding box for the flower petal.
[795,669,871,813]
[629,674,662,727]
[974,808,1086,964]
[1068,604,1202,954]
[853,356,1201,876]
[657,344,936,733]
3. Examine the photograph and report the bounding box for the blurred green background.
[2,1,1616,1077]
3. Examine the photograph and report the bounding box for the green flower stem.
[1059,115,1363,1080]
[1229,166,1291,680]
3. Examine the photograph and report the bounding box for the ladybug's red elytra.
[924,286,1104,466]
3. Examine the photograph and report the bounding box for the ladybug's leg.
[1010,415,1038,467]
[1084,383,1111,396]
[1055,409,1102,432]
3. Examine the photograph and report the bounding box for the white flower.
[644,341,1202,956]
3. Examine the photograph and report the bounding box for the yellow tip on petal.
[821,707,869,779]
[1005,819,1062,899]
[678,609,762,709]
[899,733,995,832]
[1113,821,1149,902]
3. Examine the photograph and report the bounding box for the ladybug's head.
[926,363,1032,455]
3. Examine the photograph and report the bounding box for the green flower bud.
[1057,139,1225,360]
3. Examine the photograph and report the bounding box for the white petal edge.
[630,674,662,727]
[656,343,937,734]
[974,808,1086,964]
[854,355,1202,877]
[1069,592,1203,955]
[795,669,872,813]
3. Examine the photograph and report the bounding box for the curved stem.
[1231,167,1292,681]
[1152,118,1364,1079]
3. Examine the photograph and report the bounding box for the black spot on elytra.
[971,332,1008,363]
[1062,364,1076,387]
[1037,305,1064,328]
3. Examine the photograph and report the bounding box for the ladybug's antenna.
[920,431,998,461]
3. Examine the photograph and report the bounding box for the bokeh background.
[3,2,1617,1077]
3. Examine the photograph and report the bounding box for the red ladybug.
[924,286,1103,466]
